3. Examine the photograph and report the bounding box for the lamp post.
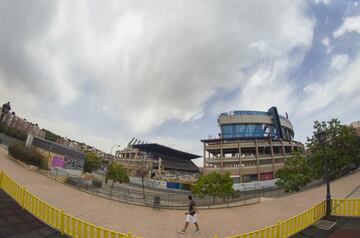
[315,128,331,217]
[0,102,11,123]
[110,144,121,163]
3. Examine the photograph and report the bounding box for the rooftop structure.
[115,140,200,178]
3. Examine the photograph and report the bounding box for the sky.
[1,0,360,167]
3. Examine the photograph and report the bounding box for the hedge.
[8,143,47,169]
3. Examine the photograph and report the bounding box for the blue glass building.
[202,106,304,184]
[219,107,294,141]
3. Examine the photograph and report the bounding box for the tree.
[83,152,101,174]
[135,160,151,198]
[44,129,61,142]
[276,151,311,192]
[105,163,129,187]
[306,119,360,180]
[192,172,234,203]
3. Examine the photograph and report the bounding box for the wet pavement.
[0,190,66,238]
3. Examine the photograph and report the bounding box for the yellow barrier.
[332,198,360,216]
[221,201,326,238]
[0,171,140,238]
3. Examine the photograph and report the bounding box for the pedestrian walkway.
[0,190,65,238]
[1,147,360,238]
[347,184,360,198]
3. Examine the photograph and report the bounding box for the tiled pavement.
[0,190,66,238]
[347,184,360,198]
[291,216,360,238]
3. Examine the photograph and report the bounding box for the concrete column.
[203,142,206,173]
[255,139,260,181]
[220,139,224,167]
[269,138,275,178]
[281,139,286,162]
[238,140,242,183]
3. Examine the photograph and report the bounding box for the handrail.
[332,198,360,216]
[0,170,141,238]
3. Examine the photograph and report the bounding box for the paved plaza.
[1,147,360,238]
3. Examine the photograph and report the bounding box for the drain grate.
[315,220,337,230]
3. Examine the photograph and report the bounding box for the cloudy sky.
[1,0,360,166]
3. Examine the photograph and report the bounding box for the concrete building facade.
[350,121,360,136]
[202,107,304,183]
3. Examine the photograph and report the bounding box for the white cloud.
[314,0,331,5]
[330,54,349,71]
[334,15,360,38]
[322,37,330,47]
[299,52,360,117]
[321,37,332,53]
[16,0,314,134]
[0,1,317,154]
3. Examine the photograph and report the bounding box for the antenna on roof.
[128,137,135,145]
[286,112,289,119]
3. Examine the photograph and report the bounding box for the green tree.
[44,129,61,142]
[105,163,129,187]
[276,151,311,192]
[306,119,360,179]
[83,152,101,174]
[192,172,234,203]
[0,123,6,133]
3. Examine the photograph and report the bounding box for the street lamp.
[0,102,11,123]
[110,144,121,163]
[315,128,331,217]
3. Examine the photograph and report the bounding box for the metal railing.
[332,198,360,216]
[39,167,260,209]
[0,170,140,238]
[216,198,360,238]
[215,200,326,238]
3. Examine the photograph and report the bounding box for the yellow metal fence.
[218,197,360,238]
[218,200,326,238]
[332,198,360,216]
[0,171,140,238]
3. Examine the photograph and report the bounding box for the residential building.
[1,110,45,138]
[350,121,360,136]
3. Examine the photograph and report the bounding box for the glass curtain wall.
[221,124,273,138]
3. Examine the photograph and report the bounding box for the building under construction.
[115,139,200,180]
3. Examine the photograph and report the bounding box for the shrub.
[8,143,45,167]
[92,178,103,188]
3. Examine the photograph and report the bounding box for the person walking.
[178,195,200,234]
